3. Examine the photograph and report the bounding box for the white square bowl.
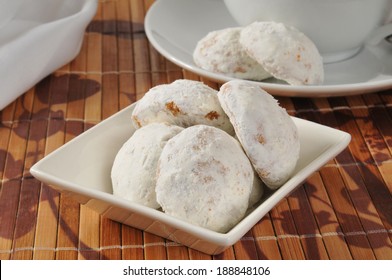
[30,103,351,255]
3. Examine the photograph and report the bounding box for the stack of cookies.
[193,21,324,85]
[111,79,300,233]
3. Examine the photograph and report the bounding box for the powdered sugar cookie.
[249,171,264,208]
[132,79,234,135]
[218,80,300,189]
[111,123,183,209]
[193,27,271,81]
[240,21,324,85]
[156,125,254,233]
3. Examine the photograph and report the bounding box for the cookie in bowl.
[218,80,300,189]
[131,79,234,135]
[111,122,183,209]
[156,125,256,233]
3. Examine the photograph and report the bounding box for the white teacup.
[223,0,392,63]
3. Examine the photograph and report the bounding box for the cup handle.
[365,22,392,46]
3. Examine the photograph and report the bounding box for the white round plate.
[145,0,392,97]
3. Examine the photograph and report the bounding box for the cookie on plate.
[156,125,254,233]
[239,21,324,85]
[111,123,183,209]
[132,79,234,135]
[193,27,271,81]
[218,80,300,189]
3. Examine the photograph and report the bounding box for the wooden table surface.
[1,0,392,260]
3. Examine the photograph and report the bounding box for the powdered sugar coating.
[249,171,264,208]
[156,125,254,233]
[132,79,234,135]
[240,21,324,85]
[193,27,271,81]
[218,80,300,189]
[111,123,183,209]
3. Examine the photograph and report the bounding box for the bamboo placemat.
[1,0,392,260]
